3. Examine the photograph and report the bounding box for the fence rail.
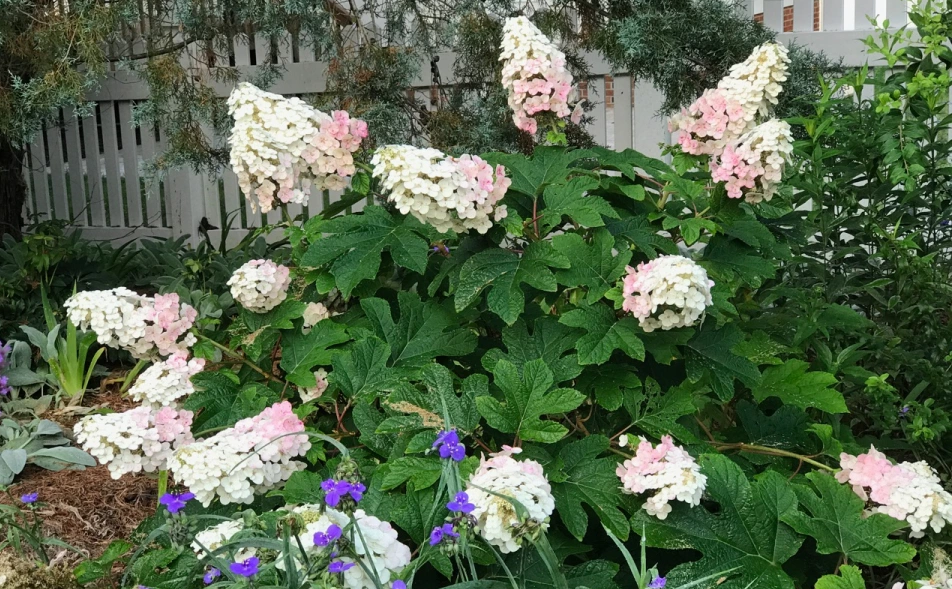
[20,0,907,246]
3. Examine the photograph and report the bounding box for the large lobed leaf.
[476,359,584,443]
[633,454,802,589]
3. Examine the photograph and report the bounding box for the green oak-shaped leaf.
[685,324,760,402]
[361,291,476,368]
[300,206,432,297]
[632,454,802,589]
[623,379,699,443]
[481,316,583,384]
[783,472,915,566]
[552,230,631,305]
[485,147,594,198]
[550,435,630,541]
[607,216,679,259]
[330,337,408,401]
[753,360,846,414]
[455,242,570,325]
[280,321,351,387]
[476,359,584,443]
[380,363,482,435]
[541,176,618,231]
[559,303,645,365]
[815,565,866,589]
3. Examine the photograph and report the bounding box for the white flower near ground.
[465,446,554,553]
[616,435,707,520]
[280,504,411,589]
[74,405,194,479]
[192,520,256,561]
[302,302,332,328]
[167,401,310,506]
[371,145,510,234]
[228,259,291,313]
[299,368,328,403]
[621,255,713,332]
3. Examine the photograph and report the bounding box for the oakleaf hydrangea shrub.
[62,12,951,589]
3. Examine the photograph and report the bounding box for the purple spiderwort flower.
[321,479,365,507]
[20,492,38,504]
[329,560,355,574]
[393,582,407,589]
[446,491,474,514]
[159,492,195,514]
[229,556,260,578]
[900,405,911,416]
[203,568,221,585]
[433,430,465,462]
[429,522,459,546]
[313,524,343,547]
[648,577,666,589]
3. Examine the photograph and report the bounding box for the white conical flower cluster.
[465,447,555,553]
[192,520,256,561]
[74,405,194,479]
[616,435,707,520]
[499,16,576,134]
[371,145,510,234]
[669,43,792,203]
[621,255,713,332]
[228,82,368,213]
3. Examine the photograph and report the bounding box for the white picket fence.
[20,0,908,246]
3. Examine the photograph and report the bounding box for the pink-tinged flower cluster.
[838,447,952,537]
[709,119,793,202]
[668,43,792,203]
[228,259,291,313]
[129,351,205,408]
[499,16,575,134]
[616,435,706,520]
[64,288,197,359]
[621,255,713,332]
[228,83,368,213]
[371,145,510,234]
[141,294,199,357]
[74,405,194,479]
[465,446,554,553]
[168,401,311,506]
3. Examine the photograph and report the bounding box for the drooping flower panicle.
[500,16,575,134]
[466,446,555,553]
[371,145,510,234]
[616,435,707,520]
[838,447,952,537]
[228,82,368,213]
[621,255,713,332]
[669,42,792,202]
[168,401,310,506]
[65,289,197,359]
[75,406,194,479]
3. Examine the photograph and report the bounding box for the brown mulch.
[5,464,157,560]
[1,373,158,560]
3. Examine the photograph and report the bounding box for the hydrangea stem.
[157,469,168,507]
[195,332,283,385]
[710,442,835,472]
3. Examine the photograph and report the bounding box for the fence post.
[167,166,207,245]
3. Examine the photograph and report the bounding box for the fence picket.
[99,103,124,226]
[62,108,88,225]
[27,134,51,223]
[633,81,668,159]
[81,108,106,226]
[793,0,815,31]
[613,75,633,151]
[117,102,143,227]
